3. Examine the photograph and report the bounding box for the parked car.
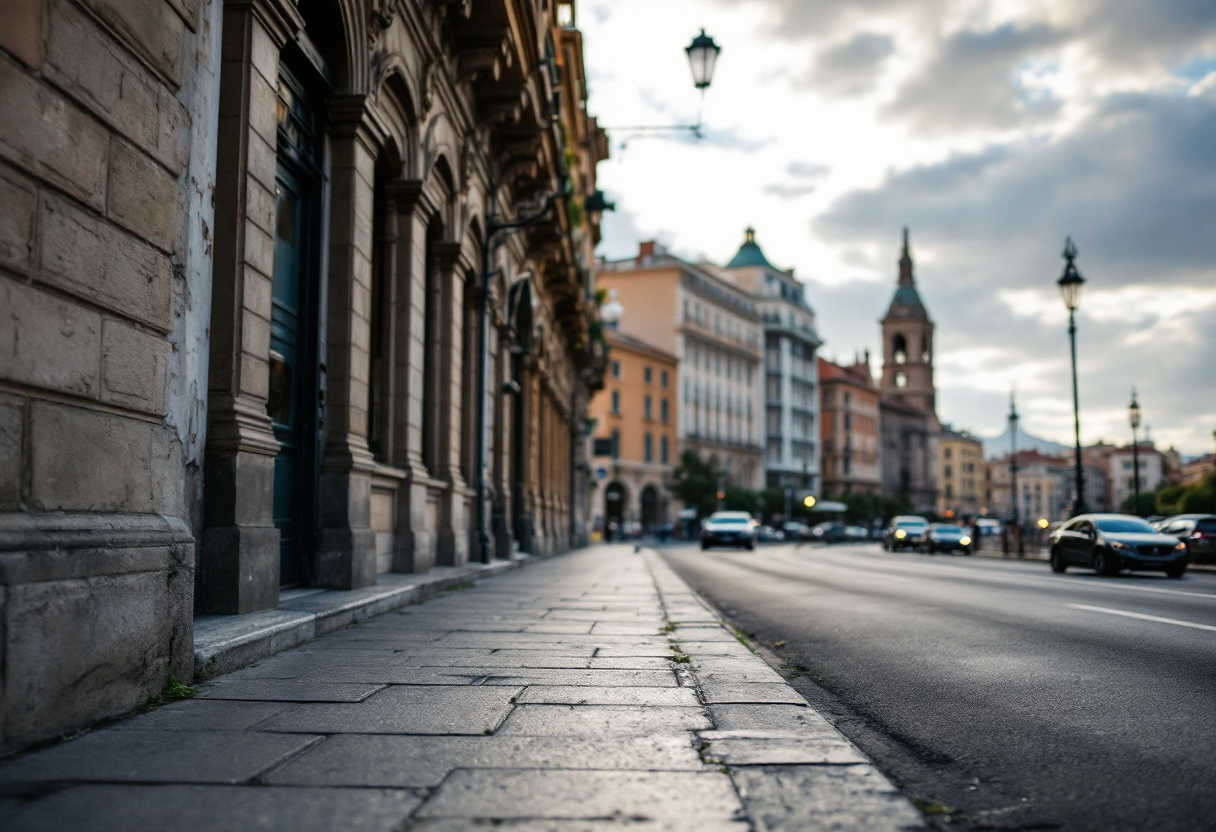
[782,521,812,542]
[1156,514,1216,564]
[919,524,973,554]
[755,525,785,543]
[844,525,871,542]
[975,518,1002,537]
[883,516,930,551]
[701,511,757,550]
[811,522,849,543]
[1049,513,1188,577]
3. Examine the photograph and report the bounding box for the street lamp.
[1129,389,1142,516]
[605,30,721,144]
[1057,237,1087,516]
[1009,392,1022,557]
[600,289,624,331]
[686,29,721,90]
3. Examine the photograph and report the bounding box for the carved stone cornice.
[226,0,304,48]
[386,179,426,215]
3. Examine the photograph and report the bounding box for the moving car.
[782,521,812,542]
[919,524,973,554]
[755,525,785,543]
[701,511,756,550]
[1156,514,1216,564]
[975,518,1002,537]
[1049,513,1188,577]
[883,516,930,551]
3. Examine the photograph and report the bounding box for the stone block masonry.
[0,546,927,830]
[0,0,212,752]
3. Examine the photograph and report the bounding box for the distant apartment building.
[938,427,984,518]
[1180,453,1216,487]
[987,451,1107,522]
[713,229,822,491]
[589,330,679,534]
[597,242,764,490]
[819,356,881,495]
[1108,444,1164,512]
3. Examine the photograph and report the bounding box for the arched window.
[895,372,908,388]
[893,334,907,364]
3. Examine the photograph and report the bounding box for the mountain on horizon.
[982,427,1071,460]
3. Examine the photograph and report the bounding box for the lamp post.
[605,30,721,143]
[1129,389,1141,516]
[1009,392,1022,557]
[1057,237,1087,517]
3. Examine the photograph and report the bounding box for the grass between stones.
[138,677,198,713]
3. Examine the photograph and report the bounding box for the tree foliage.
[1154,470,1216,516]
[671,450,721,519]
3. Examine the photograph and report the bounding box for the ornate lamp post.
[1057,238,1087,516]
[1129,389,1142,515]
[1009,392,1022,557]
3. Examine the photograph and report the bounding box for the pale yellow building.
[938,427,984,518]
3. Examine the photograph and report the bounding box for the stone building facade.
[937,426,984,518]
[0,0,606,750]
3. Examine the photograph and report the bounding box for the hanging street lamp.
[605,30,721,144]
[1129,389,1142,516]
[1057,237,1087,517]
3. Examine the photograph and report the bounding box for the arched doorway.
[604,481,627,541]
[640,485,659,533]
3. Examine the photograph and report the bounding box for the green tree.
[723,486,760,514]
[671,450,721,519]
[1155,470,1216,515]
[1120,491,1158,516]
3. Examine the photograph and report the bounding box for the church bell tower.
[880,228,938,422]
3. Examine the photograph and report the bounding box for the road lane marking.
[1066,604,1216,632]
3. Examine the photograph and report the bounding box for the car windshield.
[932,526,963,535]
[1095,518,1157,534]
[896,521,926,529]
[711,517,751,525]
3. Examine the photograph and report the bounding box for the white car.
[701,512,757,550]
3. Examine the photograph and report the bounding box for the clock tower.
[880,228,938,425]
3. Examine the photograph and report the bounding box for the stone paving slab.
[416,769,744,820]
[259,685,522,735]
[265,734,703,788]
[0,545,927,831]
[2,784,420,832]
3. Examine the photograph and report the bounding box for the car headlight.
[1110,541,1128,550]
[1175,542,1187,551]
[959,536,972,546]
[895,530,906,539]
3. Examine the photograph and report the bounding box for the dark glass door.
[270,59,323,588]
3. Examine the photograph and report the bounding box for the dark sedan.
[919,524,973,554]
[1157,514,1216,564]
[1050,513,1188,578]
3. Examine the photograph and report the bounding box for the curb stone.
[642,549,928,832]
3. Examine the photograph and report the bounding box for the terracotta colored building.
[819,356,881,495]
[938,427,984,518]
[589,330,679,534]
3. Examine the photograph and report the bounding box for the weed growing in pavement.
[196,658,220,681]
[730,626,757,653]
[778,660,809,679]
[138,677,198,713]
[659,622,678,635]
[670,653,691,664]
[772,640,786,649]
[509,696,518,704]
[483,728,494,735]
[910,796,956,817]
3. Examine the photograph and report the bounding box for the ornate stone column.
[200,0,303,613]
[433,242,469,566]
[313,95,388,589]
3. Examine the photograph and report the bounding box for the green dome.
[727,227,774,269]
[891,285,924,310]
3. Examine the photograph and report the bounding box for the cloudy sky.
[578,0,1216,456]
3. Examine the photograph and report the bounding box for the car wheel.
[700,541,709,551]
[745,540,755,551]
[1092,549,1115,576]
[1050,546,1067,573]
[1165,565,1186,579]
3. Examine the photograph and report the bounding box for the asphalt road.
[662,543,1216,832]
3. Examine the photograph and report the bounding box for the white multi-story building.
[713,229,822,491]
[1109,444,1164,512]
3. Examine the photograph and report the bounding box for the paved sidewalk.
[0,546,925,831]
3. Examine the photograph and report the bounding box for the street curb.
[192,554,534,679]
[641,548,929,831]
